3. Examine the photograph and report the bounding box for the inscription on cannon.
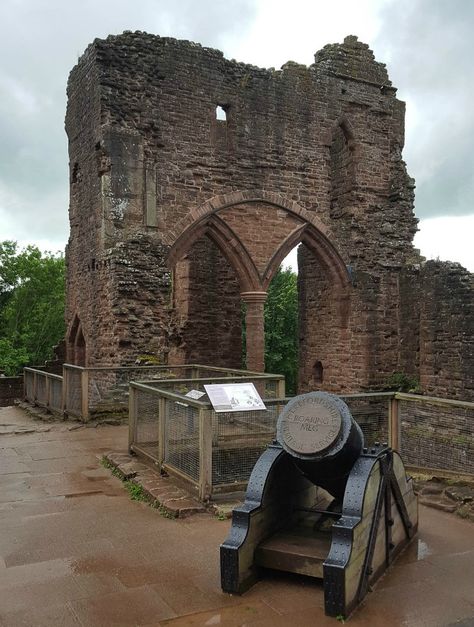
[278,394,343,455]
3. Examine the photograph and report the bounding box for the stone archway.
[67,314,87,366]
[168,192,351,372]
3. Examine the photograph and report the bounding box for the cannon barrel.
[276,392,364,499]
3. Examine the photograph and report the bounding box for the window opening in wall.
[264,256,299,395]
[71,162,80,184]
[313,360,324,384]
[76,328,86,367]
[215,105,227,121]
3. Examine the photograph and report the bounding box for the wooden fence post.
[45,375,51,410]
[199,407,212,502]
[276,377,286,399]
[158,396,167,467]
[62,366,68,417]
[388,395,400,451]
[33,370,38,404]
[81,369,89,422]
[128,385,137,452]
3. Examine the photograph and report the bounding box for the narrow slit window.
[216,105,227,121]
[313,360,324,384]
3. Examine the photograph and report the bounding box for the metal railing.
[23,363,285,422]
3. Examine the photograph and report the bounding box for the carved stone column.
[241,291,267,373]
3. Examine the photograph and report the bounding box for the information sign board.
[204,382,266,413]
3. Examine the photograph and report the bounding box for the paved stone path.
[1,405,474,626]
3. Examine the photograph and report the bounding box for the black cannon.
[220,392,418,619]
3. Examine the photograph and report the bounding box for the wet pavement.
[1,405,474,626]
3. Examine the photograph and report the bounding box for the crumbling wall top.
[70,30,393,90]
[313,35,392,88]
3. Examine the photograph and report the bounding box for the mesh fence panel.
[399,400,474,474]
[212,402,282,486]
[134,388,160,460]
[49,378,63,412]
[342,395,390,447]
[66,368,82,416]
[24,371,34,402]
[36,375,47,406]
[164,399,200,482]
[263,379,279,399]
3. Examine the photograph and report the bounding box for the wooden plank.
[388,397,400,450]
[158,397,167,466]
[199,408,213,501]
[128,385,137,450]
[256,529,331,578]
[81,369,89,422]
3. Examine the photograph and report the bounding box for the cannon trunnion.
[220,392,418,619]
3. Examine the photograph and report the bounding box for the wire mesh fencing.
[49,376,63,412]
[342,394,391,447]
[164,400,200,483]
[128,379,474,500]
[398,396,474,475]
[211,401,283,487]
[133,386,161,460]
[64,366,82,416]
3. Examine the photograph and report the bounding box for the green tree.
[264,267,298,395]
[0,241,65,375]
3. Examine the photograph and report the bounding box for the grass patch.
[125,481,147,502]
[101,456,177,519]
[100,456,123,479]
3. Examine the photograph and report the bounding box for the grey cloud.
[374,0,474,218]
[0,0,256,247]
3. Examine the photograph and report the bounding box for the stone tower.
[65,32,472,398]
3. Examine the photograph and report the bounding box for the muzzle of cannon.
[220,392,418,619]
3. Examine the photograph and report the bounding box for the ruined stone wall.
[0,376,23,407]
[66,52,174,366]
[66,32,419,388]
[65,32,472,402]
[400,261,474,401]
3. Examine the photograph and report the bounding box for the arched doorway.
[67,314,87,366]
[167,192,351,387]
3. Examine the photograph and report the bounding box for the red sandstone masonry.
[65,32,472,398]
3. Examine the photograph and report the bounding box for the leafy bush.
[385,372,421,393]
[0,241,65,374]
[264,267,298,395]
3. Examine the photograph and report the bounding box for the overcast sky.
[1,0,473,270]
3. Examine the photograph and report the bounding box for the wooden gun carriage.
[220,392,418,618]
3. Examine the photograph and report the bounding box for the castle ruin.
[65,32,473,399]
